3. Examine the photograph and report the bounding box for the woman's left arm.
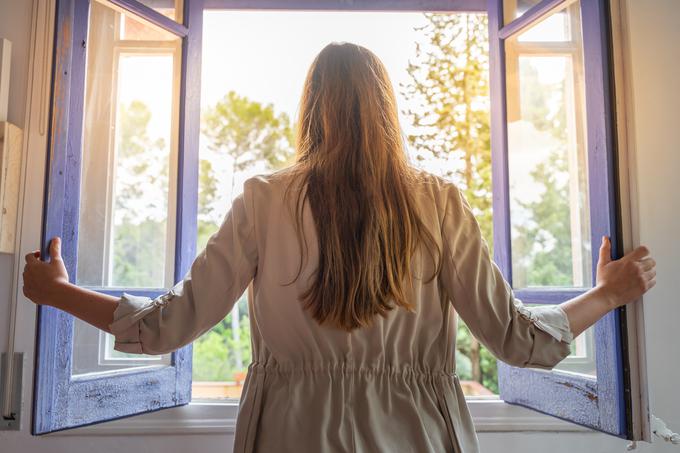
[23,179,260,355]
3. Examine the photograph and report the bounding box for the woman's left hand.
[23,236,69,306]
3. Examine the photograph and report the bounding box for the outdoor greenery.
[112,101,170,288]
[401,13,497,391]
[510,60,590,289]
[111,15,583,395]
[192,92,295,381]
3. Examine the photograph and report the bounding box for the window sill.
[50,397,593,436]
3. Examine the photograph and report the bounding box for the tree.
[401,13,493,389]
[512,151,573,287]
[112,100,170,288]
[202,90,295,201]
[195,92,295,378]
[510,59,588,288]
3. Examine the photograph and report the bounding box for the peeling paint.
[557,381,598,402]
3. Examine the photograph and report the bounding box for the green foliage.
[112,101,170,287]
[202,90,295,175]
[192,297,251,381]
[510,60,589,288]
[512,151,573,287]
[402,13,493,246]
[402,13,498,393]
[193,93,295,381]
[196,92,296,251]
[113,219,168,287]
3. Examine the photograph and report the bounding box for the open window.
[489,0,648,440]
[33,0,202,434]
[32,0,648,439]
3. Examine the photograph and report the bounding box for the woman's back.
[104,43,573,453]
[224,168,571,453]
[22,38,657,453]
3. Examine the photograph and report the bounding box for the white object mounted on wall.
[0,39,11,122]
[0,121,22,253]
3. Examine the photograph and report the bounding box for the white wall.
[0,0,678,452]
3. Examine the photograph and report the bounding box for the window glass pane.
[76,0,180,290]
[503,0,540,23]
[554,327,596,376]
[193,11,498,399]
[72,0,179,375]
[503,0,569,25]
[134,0,183,24]
[72,321,172,376]
[505,2,591,290]
[503,0,571,40]
[525,304,596,377]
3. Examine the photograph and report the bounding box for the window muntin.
[502,0,571,27]
[136,0,184,23]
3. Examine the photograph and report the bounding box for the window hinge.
[0,352,22,430]
[651,414,680,445]
[626,415,680,450]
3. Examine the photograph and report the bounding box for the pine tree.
[401,13,493,388]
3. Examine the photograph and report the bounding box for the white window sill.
[50,396,593,436]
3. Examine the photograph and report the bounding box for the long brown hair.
[287,42,441,331]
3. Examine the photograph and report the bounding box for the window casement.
[33,0,201,434]
[33,0,648,441]
[489,0,648,440]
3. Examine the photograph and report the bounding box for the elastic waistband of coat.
[246,361,458,379]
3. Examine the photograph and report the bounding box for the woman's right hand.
[23,237,70,307]
[595,236,656,309]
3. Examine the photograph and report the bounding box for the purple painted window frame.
[32,0,203,434]
[489,0,633,439]
[33,0,490,436]
[33,0,631,437]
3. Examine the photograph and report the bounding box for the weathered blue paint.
[497,0,565,40]
[108,0,189,36]
[514,288,585,305]
[172,0,205,404]
[491,0,630,439]
[488,0,512,283]
[498,364,599,427]
[580,0,627,437]
[33,0,88,435]
[204,0,486,11]
[33,0,202,435]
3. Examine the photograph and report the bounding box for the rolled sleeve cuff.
[108,293,158,354]
[515,301,574,344]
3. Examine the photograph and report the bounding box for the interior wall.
[0,0,32,355]
[0,0,678,451]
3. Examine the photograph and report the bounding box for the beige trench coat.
[109,168,574,453]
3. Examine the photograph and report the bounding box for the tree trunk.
[229,159,243,371]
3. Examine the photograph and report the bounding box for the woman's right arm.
[561,236,655,338]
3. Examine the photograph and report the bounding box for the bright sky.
[198,11,435,221]
[201,11,429,132]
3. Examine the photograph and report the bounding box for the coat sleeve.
[107,179,259,355]
[439,182,574,370]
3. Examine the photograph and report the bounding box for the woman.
[23,43,656,452]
